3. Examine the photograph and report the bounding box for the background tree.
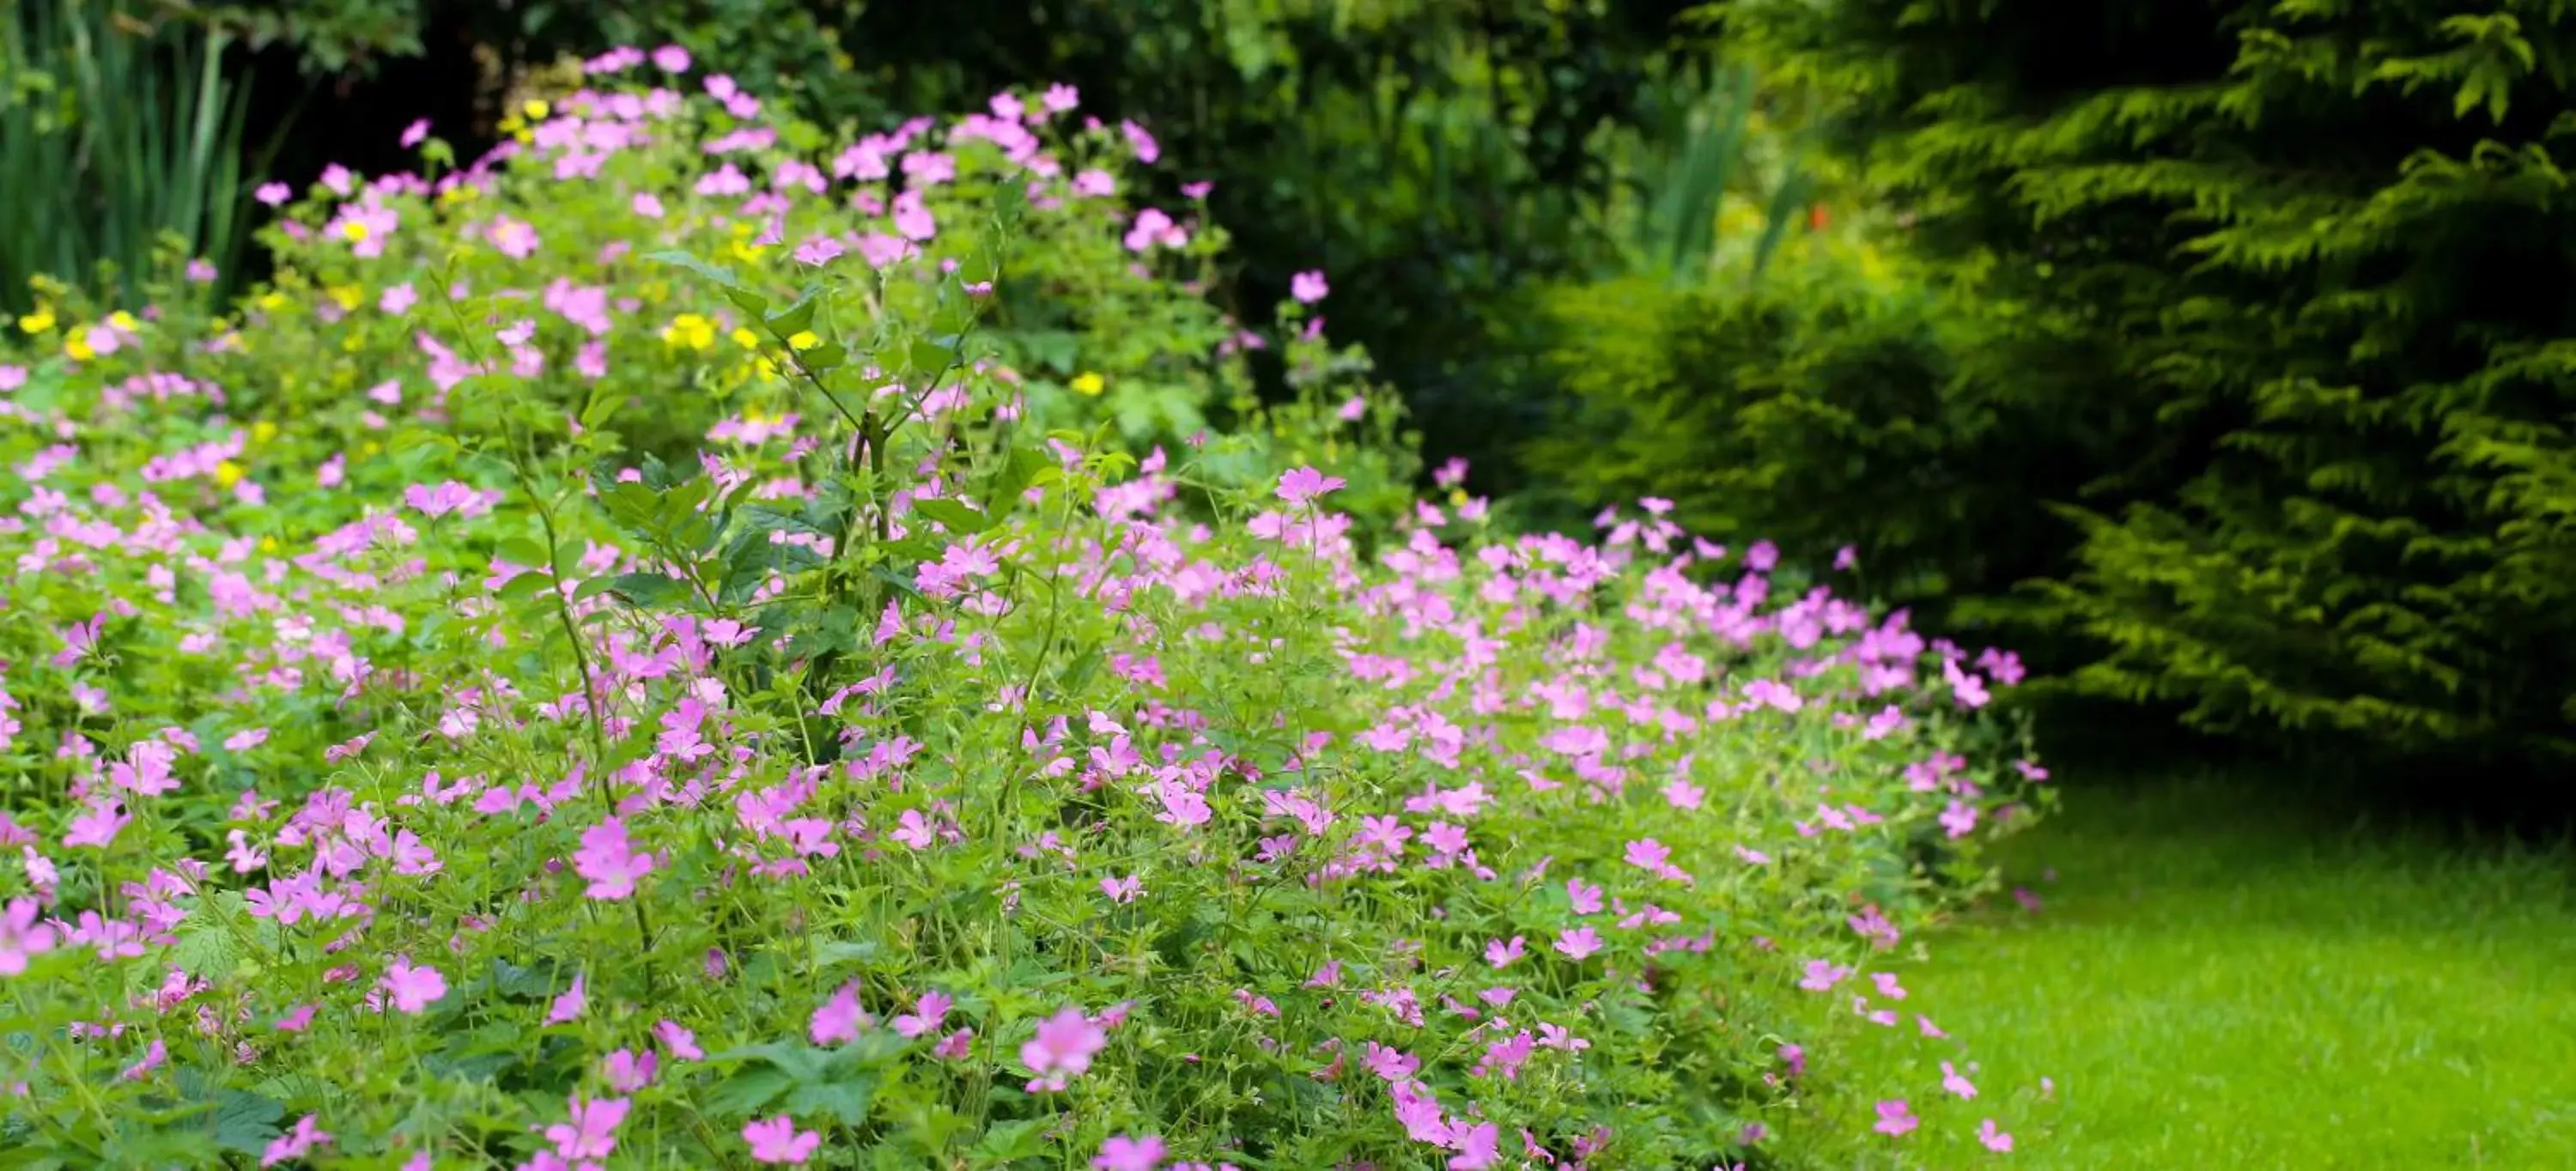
[1697,0,2576,774]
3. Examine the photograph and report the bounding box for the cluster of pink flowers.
[0,46,2044,1170]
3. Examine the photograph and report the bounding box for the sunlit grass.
[1784,772,2576,1169]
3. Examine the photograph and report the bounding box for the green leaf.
[991,180,1029,228]
[812,938,884,968]
[800,341,848,373]
[718,531,828,605]
[210,1090,285,1155]
[702,1068,793,1119]
[644,249,740,288]
[586,573,691,608]
[979,442,1053,515]
[708,1041,833,1083]
[766,290,821,337]
[907,339,955,379]
[724,286,772,320]
[970,1118,1049,1163]
[910,497,994,534]
[784,1072,880,1127]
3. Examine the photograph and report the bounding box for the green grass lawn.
[1782,773,2576,1169]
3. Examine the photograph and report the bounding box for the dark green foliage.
[191,1,1717,494]
[834,0,1704,494]
[1526,245,2092,625]
[1697,0,2576,767]
[3,1,270,312]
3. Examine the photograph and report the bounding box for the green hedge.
[1636,0,2576,769]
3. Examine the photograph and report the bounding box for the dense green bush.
[0,55,2049,1168]
[185,0,1763,493]
[1625,0,2576,768]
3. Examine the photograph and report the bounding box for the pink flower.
[1623,837,1672,872]
[1552,926,1601,961]
[260,1114,331,1167]
[1873,1099,1917,1137]
[488,216,540,259]
[63,798,128,850]
[654,1019,704,1059]
[632,192,665,219]
[1121,119,1160,163]
[0,898,58,975]
[603,1047,658,1091]
[1093,1135,1167,1171]
[1798,959,1853,992]
[381,959,447,1013]
[546,973,587,1025]
[1290,270,1328,304]
[1941,1060,1979,1100]
[255,181,291,207]
[400,118,430,148]
[573,817,657,900]
[794,236,846,266]
[1020,1006,1108,1085]
[403,481,489,519]
[891,189,936,240]
[653,45,692,73]
[1100,873,1142,903]
[891,990,951,1038]
[1276,466,1344,506]
[545,1094,629,1161]
[744,1116,821,1164]
[810,982,870,1045]
[1978,1119,2014,1152]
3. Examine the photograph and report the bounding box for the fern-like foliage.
[1705,0,2576,768]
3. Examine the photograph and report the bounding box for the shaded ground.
[1785,772,2576,1168]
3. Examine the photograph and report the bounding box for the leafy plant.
[1,0,275,313]
[0,58,2047,1168]
[1713,0,2576,770]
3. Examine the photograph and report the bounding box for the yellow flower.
[361,441,381,457]
[257,293,289,312]
[214,461,244,488]
[64,334,94,361]
[258,537,278,554]
[523,99,550,120]
[497,113,526,134]
[251,421,278,445]
[755,355,781,379]
[730,240,769,263]
[106,311,138,331]
[17,307,55,334]
[513,129,535,146]
[341,221,370,244]
[787,331,819,350]
[732,328,761,350]
[326,285,364,311]
[1070,372,1106,397]
[1449,487,1469,507]
[661,313,717,352]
